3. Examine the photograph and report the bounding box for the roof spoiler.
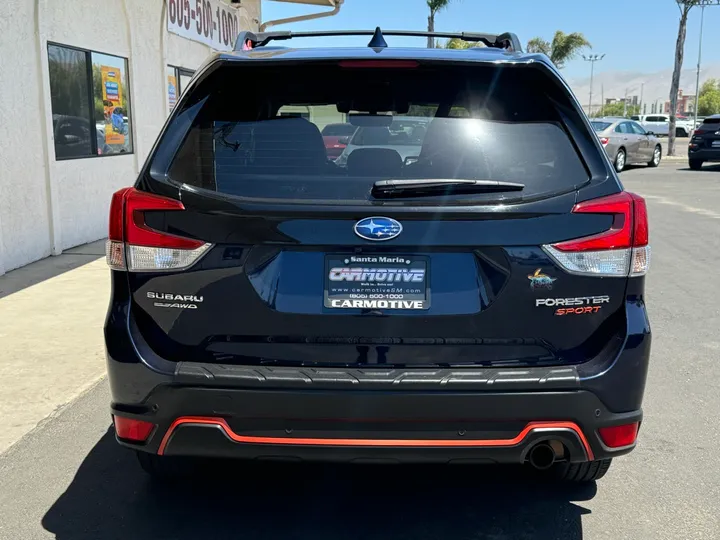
[234,27,522,53]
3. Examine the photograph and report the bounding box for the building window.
[167,66,195,112]
[48,44,133,159]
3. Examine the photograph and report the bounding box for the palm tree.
[526,31,591,69]
[427,0,454,48]
[444,37,481,49]
[668,1,719,156]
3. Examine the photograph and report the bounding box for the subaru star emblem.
[354,217,403,241]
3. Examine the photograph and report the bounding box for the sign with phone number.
[167,0,240,51]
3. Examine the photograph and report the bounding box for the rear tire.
[676,127,688,138]
[614,149,626,173]
[552,458,613,483]
[689,159,704,171]
[648,145,661,167]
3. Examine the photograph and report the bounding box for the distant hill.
[567,63,720,114]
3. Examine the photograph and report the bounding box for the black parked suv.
[689,114,720,170]
[105,29,651,483]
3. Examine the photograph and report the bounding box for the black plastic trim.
[174,363,579,391]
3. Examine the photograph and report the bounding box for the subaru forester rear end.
[105,29,651,482]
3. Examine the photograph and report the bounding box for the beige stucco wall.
[0,0,260,273]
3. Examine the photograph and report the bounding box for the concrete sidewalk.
[0,240,109,453]
[660,137,689,161]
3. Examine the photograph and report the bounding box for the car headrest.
[415,118,491,178]
[346,148,403,177]
[250,117,328,170]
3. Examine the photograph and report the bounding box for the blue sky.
[263,0,720,79]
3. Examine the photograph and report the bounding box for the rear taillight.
[599,137,609,146]
[543,192,650,277]
[106,188,211,272]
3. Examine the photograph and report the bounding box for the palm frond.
[549,31,591,68]
[526,37,551,56]
[427,0,453,15]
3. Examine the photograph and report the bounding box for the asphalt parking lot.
[1,161,719,540]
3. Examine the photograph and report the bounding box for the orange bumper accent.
[157,417,594,460]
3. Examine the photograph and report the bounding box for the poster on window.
[168,75,178,110]
[101,66,126,145]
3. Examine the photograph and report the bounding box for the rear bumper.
[114,386,641,463]
[689,147,720,161]
[106,277,650,464]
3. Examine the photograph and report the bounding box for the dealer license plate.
[324,254,430,310]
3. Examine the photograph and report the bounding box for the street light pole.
[582,54,605,117]
[693,4,706,129]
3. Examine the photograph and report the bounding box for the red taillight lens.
[108,187,132,241]
[598,422,639,448]
[339,60,419,69]
[113,416,155,442]
[553,192,635,252]
[124,189,204,249]
[599,137,609,146]
[630,193,648,246]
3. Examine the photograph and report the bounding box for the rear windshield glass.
[591,121,612,131]
[703,117,720,124]
[167,63,590,204]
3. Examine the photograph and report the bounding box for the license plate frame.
[324,254,430,310]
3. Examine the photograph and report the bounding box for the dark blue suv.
[104,29,651,483]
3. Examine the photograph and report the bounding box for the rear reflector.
[106,187,212,272]
[598,422,639,448]
[543,192,650,277]
[113,416,155,442]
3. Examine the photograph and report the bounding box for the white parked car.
[634,114,694,137]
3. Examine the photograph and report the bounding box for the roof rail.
[234,27,523,53]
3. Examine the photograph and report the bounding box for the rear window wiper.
[372,179,525,198]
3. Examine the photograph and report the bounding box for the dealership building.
[0,0,340,274]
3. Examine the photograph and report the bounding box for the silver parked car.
[591,118,662,172]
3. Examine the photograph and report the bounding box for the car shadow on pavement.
[0,240,105,300]
[42,428,595,540]
[680,164,720,172]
